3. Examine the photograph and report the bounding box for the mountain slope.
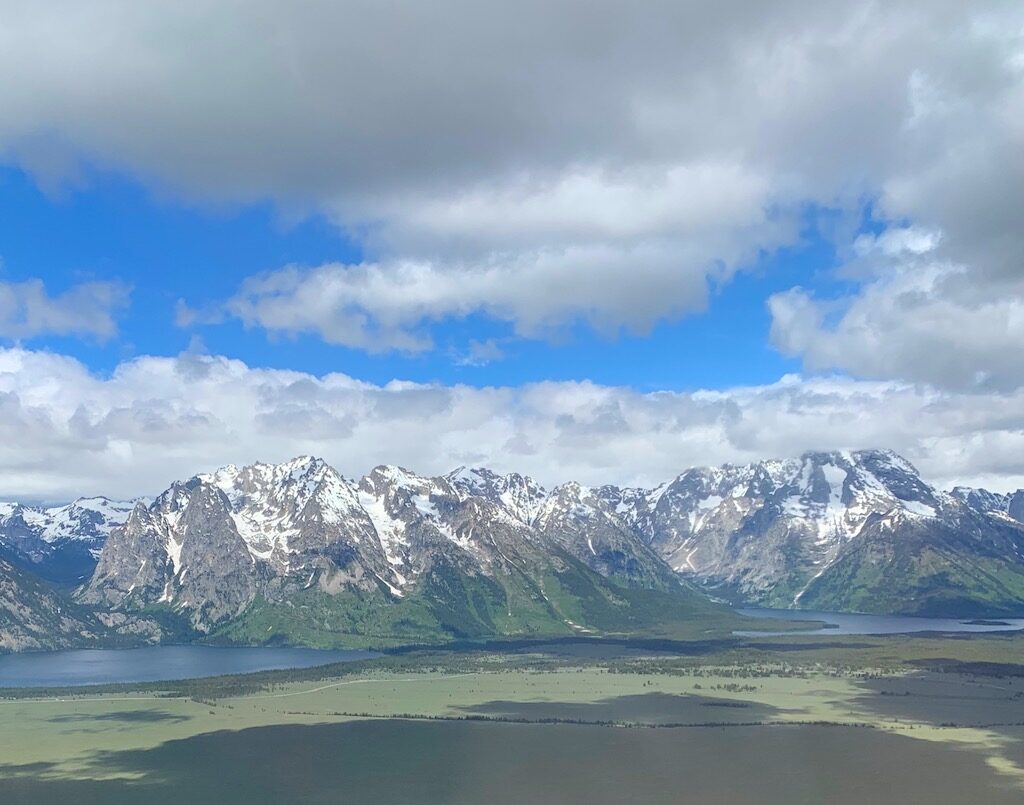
[0,552,107,652]
[797,506,1024,616]
[609,450,1024,615]
[80,458,716,646]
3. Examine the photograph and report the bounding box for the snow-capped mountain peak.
[445,467,547,525]
[6,449,1021,631]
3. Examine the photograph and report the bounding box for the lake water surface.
[6,608,1021,689]
[737,607,1024,636]
[0,645,378,688]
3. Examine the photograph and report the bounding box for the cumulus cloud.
[2,2,1021,353]
[769,262,1024,391]
[765,10,1024,389]
[223,161,795,348]
[226,238,750,351]
[2,346,1023,502]
[852,226,942,259]
[0,278,129,341]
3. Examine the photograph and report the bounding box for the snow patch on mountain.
[357,487,409,583]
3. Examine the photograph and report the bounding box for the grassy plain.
[4,633,1024,801]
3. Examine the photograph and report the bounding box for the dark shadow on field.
[1,719,1023,805]
[47,710,191,724]
[853,670,1024,779]
[911,658,1024,677]
[455,692,783,724]
[854,671,1024,727]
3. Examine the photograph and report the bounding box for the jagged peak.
[363,464,424,485]
[447,465,496,483]
[446,466,544,493]
[70,495,111,505]
[549,479,592,498]
[122,499,156,529]
[798,449,854,464]
[358,465,442,502]
[952,485,1005,501]
[198,462,240,484]
[282,454,321,468]
[155,476,202,504]
[848,448,920,475]
[783,448,919,476]
[199,454,330,483]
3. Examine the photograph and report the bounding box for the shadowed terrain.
[455,691,782,724]
[2,719,1022,805]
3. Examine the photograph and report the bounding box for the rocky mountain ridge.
[79,456,691,639]
[0,497,138,584]
[4,449,1024,651]
[951,486,1024,524]
[604,450,1024,613]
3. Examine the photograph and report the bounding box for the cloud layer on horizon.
[2,346,1023,502]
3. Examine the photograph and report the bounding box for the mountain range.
[2,449,1024,651]
[0,497,137,585]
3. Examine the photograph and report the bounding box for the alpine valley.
[2,449,1024,652]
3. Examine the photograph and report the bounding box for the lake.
[0,645,378,688]
[736,607,1024,636]
[6,607,1022,689]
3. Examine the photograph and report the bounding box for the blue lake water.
[5,609,1021,689]
[0,645,379,688]
[736,607,1024,636]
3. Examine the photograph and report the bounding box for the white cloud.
[765,14,1024,389]
[852,226,942,258]
[770,257,1024,391]
[225,236,757,351]
[224,162,793,349]
[2,346,1023,502]
[0,278,129,341]
[457,339,506,367]
[1,2,1020,352]
[370,162,778,252]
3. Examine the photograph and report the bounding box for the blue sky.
[1,165,846,391]
[0,2,1022,500]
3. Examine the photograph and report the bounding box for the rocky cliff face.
[533,481,679,590]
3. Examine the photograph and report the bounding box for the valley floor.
[3,633,1024,803]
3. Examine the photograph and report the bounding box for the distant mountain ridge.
[951,486,1024,524]
[0,497,138,584]
[3,450,1024,651]
[603,450,1024,615]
